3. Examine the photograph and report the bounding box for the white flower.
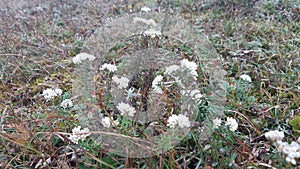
[68,126,90,144]
[152,75,163,94]
[133,17,156,27]
[164,65,179,75]
[112,76,129,89]
[240,74,252,82]
[72,52,95,64]
[225,117,238,131]
[143,29,162,38]
[286,156,297,165]
[265,130,284,142]
[167,114,191,129]
[167,114,178,128]
[101,117,111,128]
[177,114,191,128]
[100,63,117,72]
[277,141,300,165]
[117,102,136,116]
[180,59,198,79]
[101,117,119,128]
[141,6,151,12]
[60,99,73,109]
[42,88,62,101]
[213,118,222,129]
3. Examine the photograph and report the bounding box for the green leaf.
[289,116,300,131]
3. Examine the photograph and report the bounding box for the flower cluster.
[143,29,162,38]
[101,117,119,128]
[167,114,191,129]
[213,117,239,132]
[141,6,151,12]
[72,52,96,64]
[68,126,90,144]
[213,118,222,129]
[265,130,300,165]
[112,76,130,89]
[151,75,164,94]
[100,63,117,73]
[240,74,252,82]
[117,102,136,116]
[42,88,62,101]
[180,59,198,79]
[265,130,284,142]
[225,117,239,132]
[60,99,73,109]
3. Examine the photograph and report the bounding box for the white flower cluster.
[213,117,239,132]
[141,6,151,12]
[60,99,73,109]
[72,52,96,64]
[112,76,129,89]
[117,102,136,116]
[100,63,117,73]
[265,130,300,165]
[143,29,162,38]
[181,59,198,79]
[151,75,164,94]
[101,117,119,128]
[167,114,191,129]
[265,130,284,142]
[42,88,62,101]
[68,126,90,144]
[225,117,239,131]
[213,118,222,129]
[240,74,252,82]
[133,17,156,27]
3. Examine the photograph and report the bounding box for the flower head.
[60,99,73,109]
[101,117,119,128]
[265,130,284,142]
[143,29,162,38]
[152,75,163,94]
[68,126,90,144]
[180,59,198,79]
[240,74,252,82]
[213,118,222,129]
[225,117,238,131]
[72,53,95,64]
[167,114,191,129]
[100,63,117,72]
[141,6,151,12]
[42,88,62,101]
[112,76,129,89]
[117,102,136,116]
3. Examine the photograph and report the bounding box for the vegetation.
[0,0,299,168]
